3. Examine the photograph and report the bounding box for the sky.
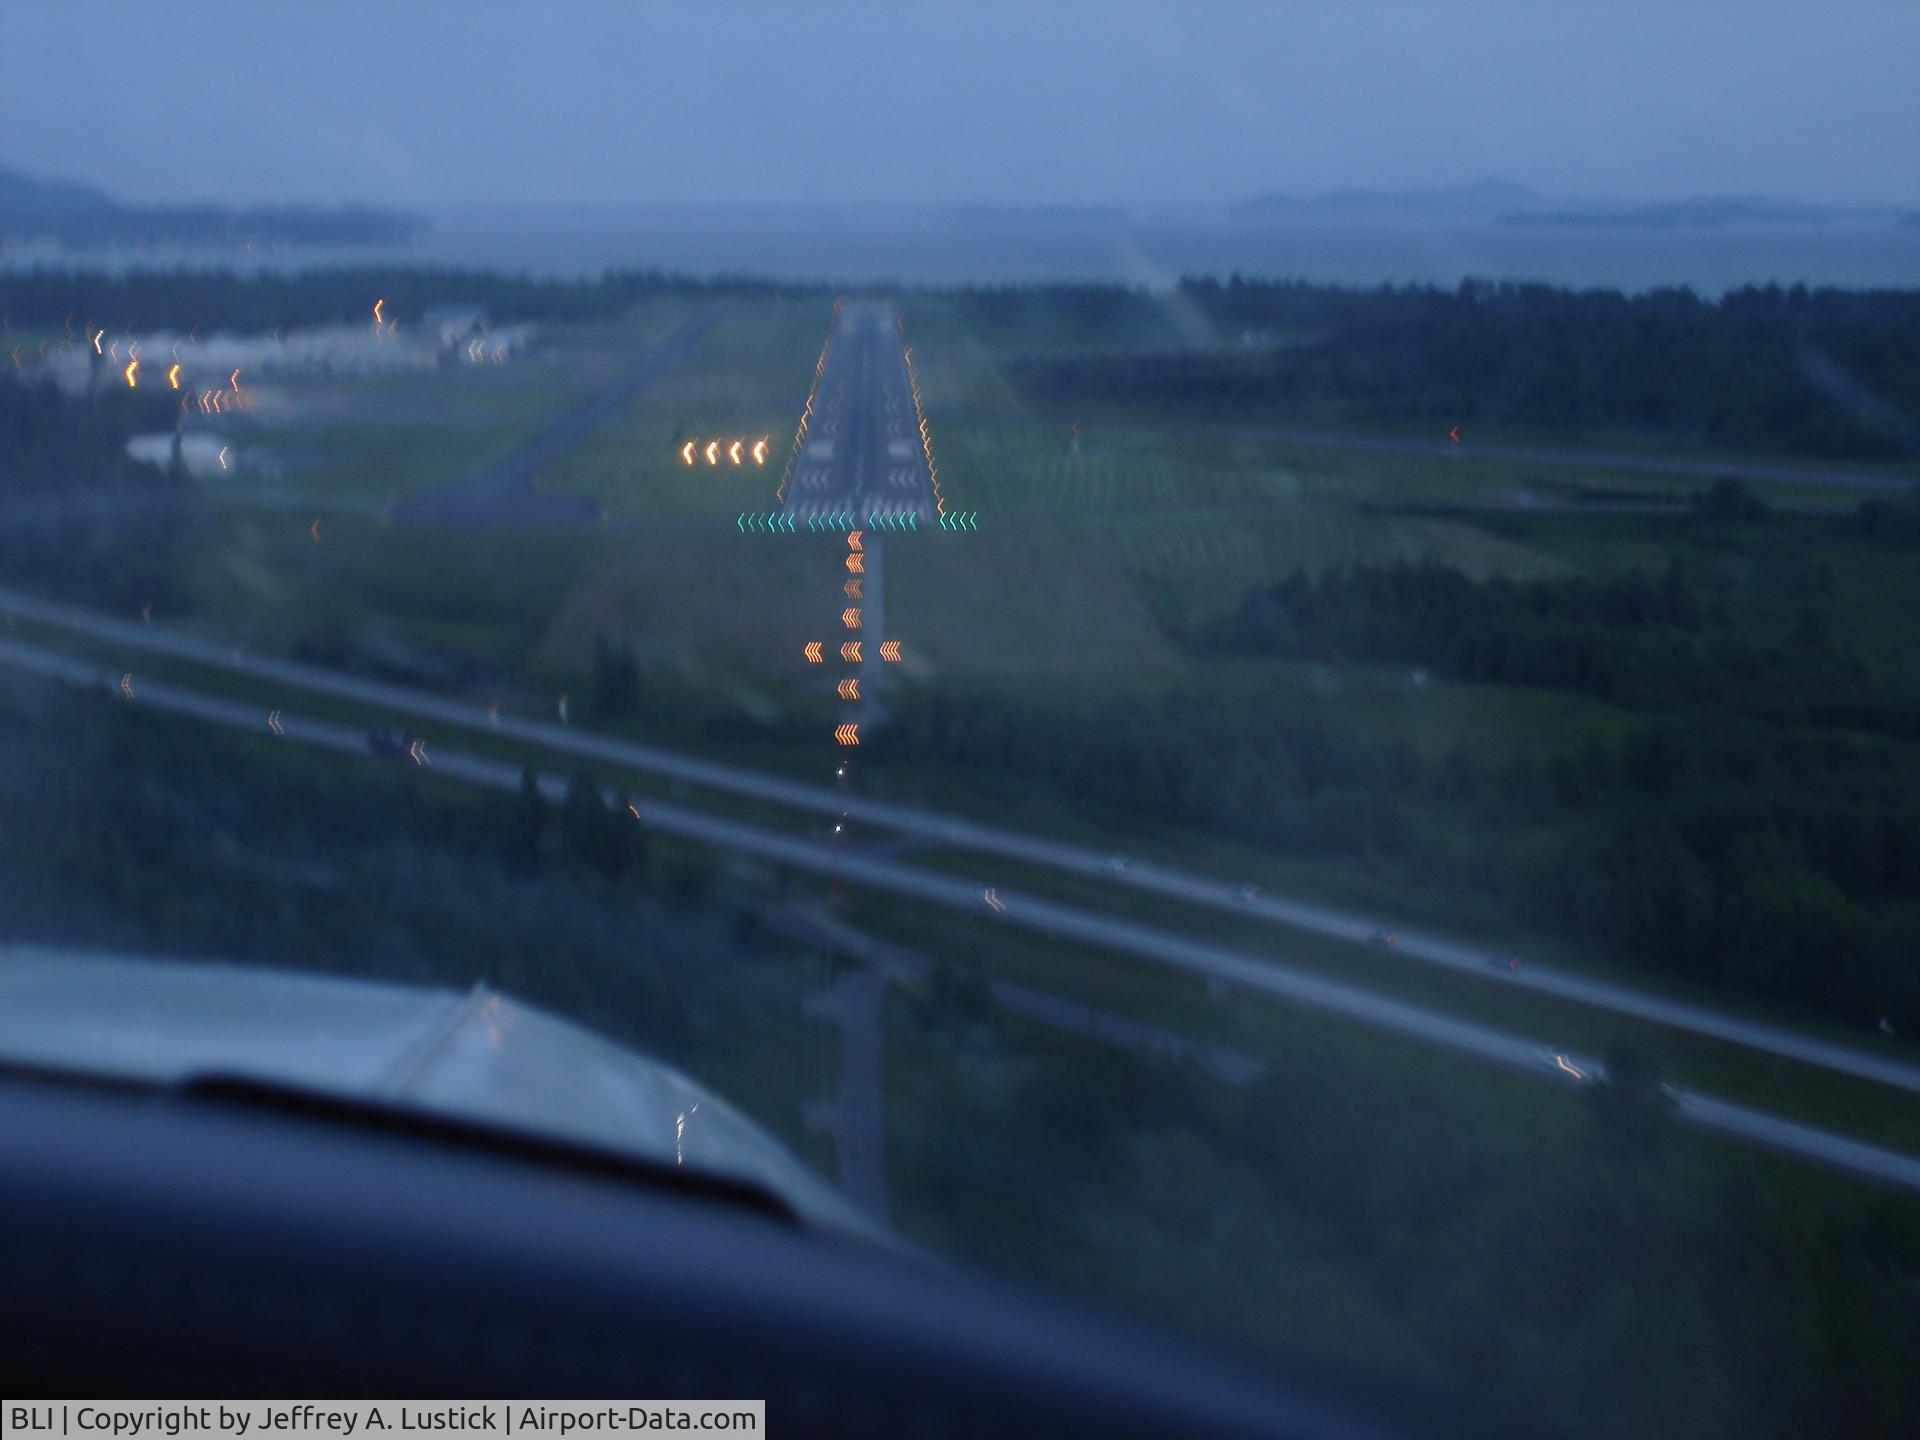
[3,0,1916,213]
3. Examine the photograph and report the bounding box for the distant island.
[1498,197,1916,228]
[1234,178,1917,228]
[0,163,424,247]
[1233,179,1544,219]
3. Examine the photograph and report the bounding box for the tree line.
[974,276,1920,460]
[0,265,822,334]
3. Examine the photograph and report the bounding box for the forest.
[972,277,1920,459]
[0,376,193,608]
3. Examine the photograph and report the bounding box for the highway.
[6,580,1918,1101]
[2,629,1917,1193]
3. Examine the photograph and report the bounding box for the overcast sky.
[3,1,1915,212]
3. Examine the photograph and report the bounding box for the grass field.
[842,858,1920,1155]
[177,287,1902,693]
[894,291,1920,486]
[16,594,1917,1164]
[537,296,836,517]
[177,507,600,663]
[92,284,1913,1096]
[875,925,1920,1440]
[215,301,705,507]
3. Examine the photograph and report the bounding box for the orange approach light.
[835,724,860,747]
[838,678,860,700]
[840,642,861,663]
[803,641,824,663]
[845,553,864,574]
[166,362,180,389]
[704,441,719,465]
[681,441,696,465]
[843,578,863,599]
[752,437,768,464]
[728,439,743,465]
[841,608,862,630]
[879,641,901,662]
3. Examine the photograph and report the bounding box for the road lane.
[6,582,1919,1100]
[3,633,1917,1193]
